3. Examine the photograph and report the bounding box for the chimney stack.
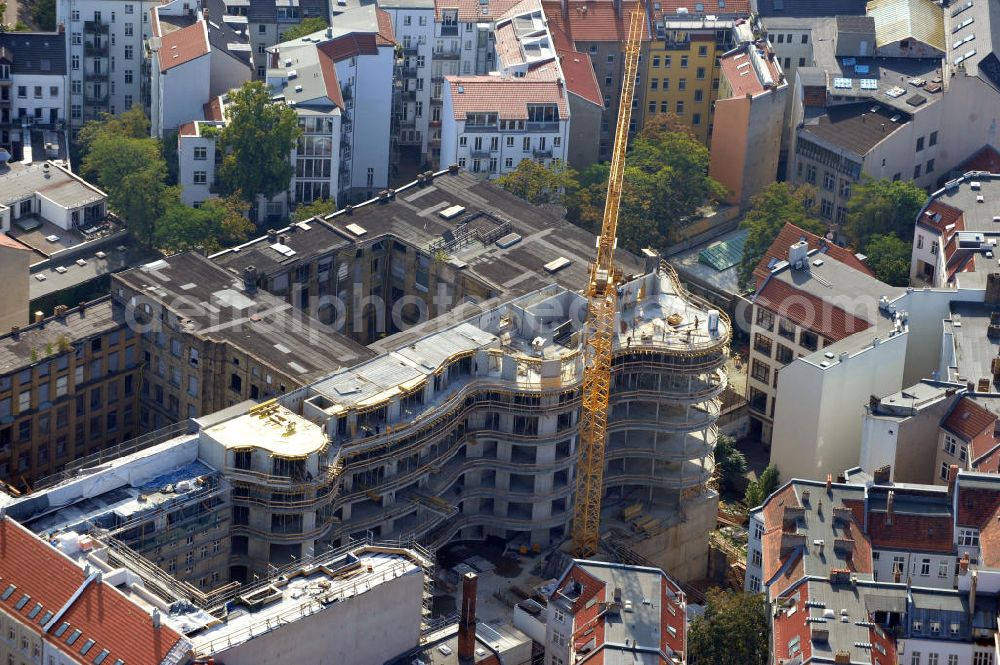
[54,304,68,318]
[959,552,970,576]
[826,474,833,494]
[33,311,43,324]
[458,572,478,664]
[152,608,161,629]
[267,229,278,243]
[948,464,959,499]
[78,301,86,316]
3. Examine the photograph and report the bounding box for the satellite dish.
[0,148,11,164]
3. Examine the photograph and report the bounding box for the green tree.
[154,194,254,253]
[744,464,780,509]
[279,16,328,42]
[713,434,748,496]
[844,177,925,249]
[77,106,150,150]
[32,0,55,30]
[738,182,825,291]
[12,20,30,31]
[293,198,337,221]
[688,589,769,665]
[565,124,723,252]
[496,159,578,205]
[863,233,911,286]
[161,130,180,186]
[81,130,167,244]
[216,81,302,208]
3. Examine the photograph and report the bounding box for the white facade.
[335,45,392,200]
[58,0,149,130]
[382,3,435,165]
[871,549,957,588]
[7,73,67,127]
[440,82,570,179]
[177,122,222,206]
[152,49,210,137]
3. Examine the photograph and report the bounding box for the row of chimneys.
[9,302,88,338]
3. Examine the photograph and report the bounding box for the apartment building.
[176,96,225,207]
[148,0,253,137]
[745,223,877,442]
[267,6,395,204]
[910,173,1000,289]
[748,468,1000,665]
[440,76,570,178]
[111,251,373,431]
[0,32,67,154]
[543,0,650,163]
[57,0,151,132]
[643,1,747,145]
[381,0,436,167]
[243,0,329,79]
[0,297,141,491]
[708,35,786,208]
[542,559,687,664]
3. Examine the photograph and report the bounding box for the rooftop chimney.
[33,311,43,324]
[959,552,970,576]
[947,464,959,499]
[78,301,86,316]
[243,266,258,294]
[152,608,161,629]
[10,326,18,339]
[458,572,478,664]
[267,229,278,243]
[788,240,809,269]
[872,465,891,484]
[54,305,68,318]
[826,474,833,494]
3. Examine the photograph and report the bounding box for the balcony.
[526,121,559,132]
[440,24,458,36]
[84,20,109,34]
[84,70,109,81]
[469,148,491,159]
[400,66,418,78]
[434,48,461,60]
[84,43,109,57]
[401,44,418,55]
[84,93,110,105]
[398,115,416,128]
[532,148,553,158]
[400,89,416,102]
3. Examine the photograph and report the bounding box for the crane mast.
[571,2,645,557]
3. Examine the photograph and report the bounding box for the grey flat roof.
[115,252,375,383]
[29,242,161,301]
[0,297,122,375]
[214,170,646,307]
[800,102,911,157]
[0,162,105,211]
[669,227,746,298]
[756,0,867,18]
[946,301,1000,385]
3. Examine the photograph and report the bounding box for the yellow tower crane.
[571,1,646,558]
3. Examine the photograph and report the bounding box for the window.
[751,549,762,566]
[914,164,922,179]
[676,100,684,114]
[754,334,773,356]
[919,558,931,576]
[926,158,935,174]
[800,330,818,351]
[929,621,941,635]
[652,55,660,67]
[805,163,817,184]
[664,56,671,67]
[72,54,80,70]
[928,655,938,665]
[821,199,833,218]
[748,574,760,592]
[972,653,993,665]
[678,78,687,90]
[939,560,949,578]
[651,78,658,89]
[778,318,796,341]
[193,171,207,184]
[776,33,785,43]
[694,89,703,102]
[892,555,905,575]
[751,360,770,384]
[124,45,133,59]
[823,171,835,191]
[696,66,705,79]
[960,445,968,462]
[680,55,688,67]
[193,146,207,160]
[929,130,938,146]
[912,653,921,665]
[958,528,980,547]
[916,136,925,152]
[692,112,701,125]
[941,461,950,480]
[755,307,774,331]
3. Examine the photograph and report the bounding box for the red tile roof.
[719,45,783,98]
[956,485,1000,528]
[656,0,750,13]
[542,1,651,44]
[178,121,197,137]
[0,234,31,251]
[159,21,209,72]
[916,200,964,235]
[865,512,954,554]
[753,223,873,283]
[447,76,570,119]
[659,575,685,657]
[771,582,811,663]
[315,46,345,109]
[57,579,185,665]
[755,278,872,342]
[0,518,84,636]
[320,33,379,60]
[375,8,396,46]
[435,0,534,23]
[557,47,603,107]
[955,144,1000,174]
[203,96,225,121]
[981,503,1000,568]
[943,397,996,442]
[973,442,1000,474]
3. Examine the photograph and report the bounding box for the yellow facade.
[642,29,725,144]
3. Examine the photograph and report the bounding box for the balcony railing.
[84,70,109,81]
[526,121,559,132]
[434,48,461,59]
[84,43,109,56]
[439,24,458,36]
[84,20,109,33]
[532,148,553,158]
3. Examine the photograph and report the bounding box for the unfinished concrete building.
[8,169,730,590]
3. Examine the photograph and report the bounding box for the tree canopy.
[565,119,724,253]
[31,0,56,30]
[79,108,166,245]
[280,17,328,42]
[688,589,770,665]
[78,108,254,252]
[738,182,825,291]
[864,233,911,286]
[713,434,748,497]
[216,81,302,206]
[744,464,780,509]
[293,198,337,222]
[844,177,925,249]
[496,159,578,206]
